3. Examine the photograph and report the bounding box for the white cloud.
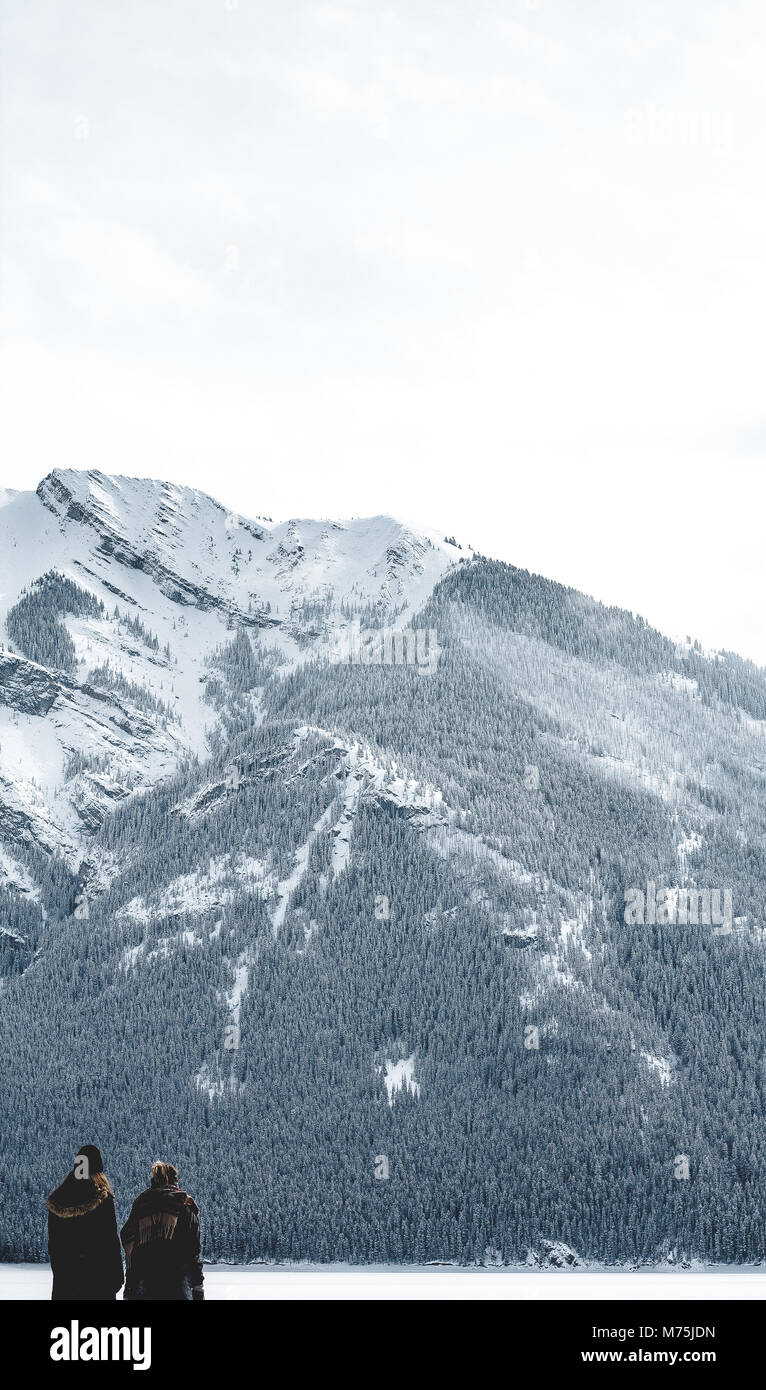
[372,57,554,120]
[3,0,766,662]
[52,220,216,315]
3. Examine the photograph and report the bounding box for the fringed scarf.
[121,1186,198,1268]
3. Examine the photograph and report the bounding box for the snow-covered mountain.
[3,468,766,1268]
[0,469,456,885]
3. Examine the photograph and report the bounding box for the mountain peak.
[36,467,229,533]
[0,467,458,875]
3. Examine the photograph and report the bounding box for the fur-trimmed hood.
[46,1170,113,1219]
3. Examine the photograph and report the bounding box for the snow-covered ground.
[2,1263,765,1301]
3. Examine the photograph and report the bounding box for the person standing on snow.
[46,1144,124,1301]
[120,1160,204,1301]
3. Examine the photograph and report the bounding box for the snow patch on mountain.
[678,831,703,876]
[117,854,268,924]
[426,824,535,885]
[0,847,39,898]
[658,671,699,697]
[377,1054,420,1106]
[272,804,335,934]
[641,1051,674,1087]
[331,771,363,877]
[193,954,252,1101]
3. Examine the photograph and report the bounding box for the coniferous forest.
[2,481,766,1267]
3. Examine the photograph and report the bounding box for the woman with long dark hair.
[46,1145,124,1300]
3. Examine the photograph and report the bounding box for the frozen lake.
[2,1263,765,1300]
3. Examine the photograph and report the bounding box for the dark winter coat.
[120,1185,204,1301]
[47,1172,124,1301]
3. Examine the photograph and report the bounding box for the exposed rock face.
[0,775,72,856]
[0,650,61,716]
[68,773,131,833]
[37,471,277,630]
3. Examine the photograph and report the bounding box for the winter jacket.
[47,1172,124,1301]
[120,1185,204,1301]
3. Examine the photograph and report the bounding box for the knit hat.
[75,1144,104,1178]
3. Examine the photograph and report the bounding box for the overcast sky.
[2,1,766,660]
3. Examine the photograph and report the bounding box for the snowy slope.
[17,469,455,633]
[115,726,448,928]
[0,469,457,870]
